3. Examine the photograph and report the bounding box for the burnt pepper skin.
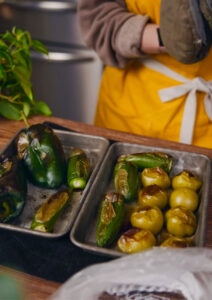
[16,124,66,188]
[31,188,71,232]
[96,192,125,247]
[67,148,90,189]
[118,152,173,173]
[114,160,139,202]
[0,156,27,223]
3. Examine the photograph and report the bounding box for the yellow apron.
[94,0,212,148]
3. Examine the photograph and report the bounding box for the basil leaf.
[0,64,6,81]
[0,27,52,123]
[13,66,34,102]
[32,101,52,116]
[0,50,13,68]
[31,40,48,55]
[23,101,30,117]
[0,99,22,120]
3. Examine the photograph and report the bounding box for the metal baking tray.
[70,142,211,257]
[0,128,110,238]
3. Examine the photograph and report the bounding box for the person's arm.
[77,0,149,67]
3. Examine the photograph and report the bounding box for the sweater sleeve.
[77,0,149,68]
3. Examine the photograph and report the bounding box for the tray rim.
[70,141,212,257]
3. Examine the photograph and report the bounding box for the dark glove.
[199,0,212,30]
[160,0,211,64]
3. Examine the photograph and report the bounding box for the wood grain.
[1,115,212,159]
[0,115,211,299]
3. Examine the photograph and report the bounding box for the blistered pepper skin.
[16,124,66,188]
[114,161,139,202]
[67,148,90,189]
[118,152,173,173]
[96,192,125,247]
[31,189,71,232]
[0,156,27,223]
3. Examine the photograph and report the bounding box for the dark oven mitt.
[160,0,211,64]
[199,0,212,30]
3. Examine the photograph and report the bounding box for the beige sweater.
[77,0,149,68]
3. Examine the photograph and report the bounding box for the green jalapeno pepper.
[0,156,27,223]
[16,124,66,188]
[114,160,139,202]
[96,192,125,247]
[67,148,90,189]
[31,188,71,232]
[118,152,173,173]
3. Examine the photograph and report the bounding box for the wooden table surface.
[0,115,212,300]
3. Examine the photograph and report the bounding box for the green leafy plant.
[0,27,52,126]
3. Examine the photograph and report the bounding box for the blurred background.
[0,0,103,124]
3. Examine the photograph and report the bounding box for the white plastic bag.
[50,247,212,300]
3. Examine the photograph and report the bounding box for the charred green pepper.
[118,152,173,173]
[114,160,139,202]
[0,156,27,223]
[16,124,66,188]
[31,188,71,232]
[67,148,90,189]
[96,192,125,247]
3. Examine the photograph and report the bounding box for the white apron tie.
[141,58,212,144]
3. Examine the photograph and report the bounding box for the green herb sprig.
[0,27,52,127]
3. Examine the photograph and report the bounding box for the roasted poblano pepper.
[31,188,71,232]
[114,160,139,202]
[67,148,90,189]
[16,124,66,188]
[0,156,27,223]
[118,152,173,173]
[96,192,125,247]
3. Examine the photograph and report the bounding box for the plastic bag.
[50,247,212,300]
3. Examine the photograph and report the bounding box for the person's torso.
[95,0,212,148]
[125,0,212,80]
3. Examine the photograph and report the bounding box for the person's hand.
[141,23,166,54]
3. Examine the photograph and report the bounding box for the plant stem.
[21,110,30,128]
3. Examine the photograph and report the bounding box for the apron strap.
[140,58,212,144]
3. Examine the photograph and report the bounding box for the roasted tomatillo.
[141,167,171,189]
[117,228,156,254]
[172,170,202,191]
[160,236,194,248]
[130,206,164,235]
[138,185,168,210]
[0,156,27,222]
[165,206,197,237]
[16,124,66,188]
[169,187,199,212]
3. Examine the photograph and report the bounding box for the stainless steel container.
[0,128,109,238]
[0,0,84,46]
[0,0,103,124]
[30,47,103,124]
[70,142,211,257]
